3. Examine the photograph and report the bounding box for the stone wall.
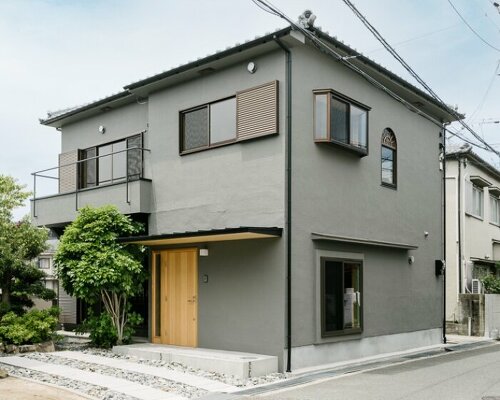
[446,294,485,336]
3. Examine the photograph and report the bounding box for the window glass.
[98,144,112,184]
[127,135,143,180]
[80,147,96,188]
[38,258,50,269]
[183,107,209,151]
[330,97,349,144]
[350,105,367,149]
[112,141,127,182]
[210,98,236,144]
[472,185,484,218]
[491,196,499,225]
[314,94,328,140]
[381,146,394,185]
[323,260,361,335]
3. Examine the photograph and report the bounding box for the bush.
[0,307,59,345]
[79,311,143,349]
[482,274,500,294]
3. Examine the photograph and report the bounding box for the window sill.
[321,328,362,338]
[381,182,397,190]
[315,139,368,157]
[180,131,278,156]
[490,222,500,228]
[465,212,484,222]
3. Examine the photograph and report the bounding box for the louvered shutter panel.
[58,150,78,193]
[236,80,278,140]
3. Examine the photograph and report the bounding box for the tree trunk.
[101,290,127,345]
[1,286,10,306]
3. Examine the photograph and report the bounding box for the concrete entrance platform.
[113,343,278,379]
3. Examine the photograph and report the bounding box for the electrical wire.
[251,0,445,128]
[340,0,500,157]
[251,0,500,158]
[447,0,500,52]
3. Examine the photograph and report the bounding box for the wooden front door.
[152,248,198,347]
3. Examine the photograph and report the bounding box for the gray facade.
[32,26,455,371]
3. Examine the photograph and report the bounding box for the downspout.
[457,155,462,295]
[442,122,450,344]
[274,36,292,373]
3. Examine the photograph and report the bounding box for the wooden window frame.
[381,128,397,189]
[320,257,363,338]
[313,89,370,157]
[180,81,279,155]
[180,96,237,154]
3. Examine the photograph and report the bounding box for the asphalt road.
[253,343,500,400]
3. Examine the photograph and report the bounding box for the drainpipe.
[442,122,450,344]
[274,36,292,373]
[457,155,462,295]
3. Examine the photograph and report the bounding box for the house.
[445,146,500,336]
[31,16,458,371]
[33,233,78,329]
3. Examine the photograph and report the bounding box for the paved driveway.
[250,343,500,400]
[0,377,87,400]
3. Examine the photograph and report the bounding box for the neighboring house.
[31,18,457,371]
[33,232,77,328]
[445,146,500,335]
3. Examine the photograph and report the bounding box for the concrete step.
[0,356,187,400]
[113,344,278,379]
[53,351,239,393]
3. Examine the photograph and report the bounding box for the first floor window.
[491,195,500,225]
[322,259,362,336]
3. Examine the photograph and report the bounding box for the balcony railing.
[32,146,151,218]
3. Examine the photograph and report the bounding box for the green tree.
[0,175,54,315]
[54,205,145,345]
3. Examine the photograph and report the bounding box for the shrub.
[482,274,500,294]
[0,307,59,345]
[79,311,143,349]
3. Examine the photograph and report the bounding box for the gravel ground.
[0,341,288,400]
[24,352,207,399]
[0,364,140,400]
[82,348,289,388]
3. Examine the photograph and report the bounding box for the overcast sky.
[1,0,499,220]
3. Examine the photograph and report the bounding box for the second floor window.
[80,134,142,189]
[466,180,484,219]
[381,128,397,187]
[180,81,279,154]
[491,195,500,225]
[313,89,369,155]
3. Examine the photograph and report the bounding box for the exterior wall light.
[247,61,257,74]
[98,125,106,134]
[199,248,209,257]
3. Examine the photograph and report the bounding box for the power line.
[251,0,445,127]
[340,0,500,157]
[447,0,500,52]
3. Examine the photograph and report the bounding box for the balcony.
[31,144,151,228]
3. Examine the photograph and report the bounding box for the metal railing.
[32,147,151,218]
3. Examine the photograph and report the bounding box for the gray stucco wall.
[289,45,443,348]
[146,50,286,234]
[198,238,285,369]
[61,102,148,152]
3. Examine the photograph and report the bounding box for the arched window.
[381,128,397,187]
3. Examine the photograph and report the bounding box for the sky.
[1,0,499,220]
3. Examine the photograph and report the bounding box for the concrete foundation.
[112,343,278,379]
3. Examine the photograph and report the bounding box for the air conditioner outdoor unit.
[472,279,482,294]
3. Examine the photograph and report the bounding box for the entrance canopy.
[118,226,282,246]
